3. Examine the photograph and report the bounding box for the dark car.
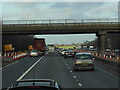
[115,49,120,56]
[61,49,67,56]
[64,50,75,58]
[8,79,62,90]
[104,49,114,57]
[58,48,63,54]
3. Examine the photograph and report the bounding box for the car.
[73,52,95,71]
[115,49,120,56]
[30,50,38,57]
[64,50,75,58]
[8,79,62,90]
[104,49,113,57]
[58,48,63,54]
[60,49,67,56]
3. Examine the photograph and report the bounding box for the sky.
[2,1,118,44]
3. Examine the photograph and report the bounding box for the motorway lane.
[2,52,119,89]
[23,52,119,88]
[23,54,80,88]
[62,55,118,88]
[2,55,42,89]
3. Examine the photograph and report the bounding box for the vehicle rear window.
[31,50,37,52]
[76,54,92,59]
[9,87,59,90]
[18,82,51,86]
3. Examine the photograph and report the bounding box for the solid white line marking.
[2,61,19,69]
[95,66,118,79]
[17,55,45,81]
[78,83,82,86]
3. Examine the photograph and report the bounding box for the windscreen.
[76,54,92,59]
[68,50,74,53]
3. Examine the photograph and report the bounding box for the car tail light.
[75,59,77,62]
[30,53,31,55]
[90,64,93,66]
[91,58,94,62]
[65,53,68,55]
[72,53,74,54]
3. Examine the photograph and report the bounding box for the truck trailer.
[34,38,45,55]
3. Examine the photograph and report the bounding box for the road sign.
[29,45,33,50]
[4,44,12,51]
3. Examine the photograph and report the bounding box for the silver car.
[73,52,95,71]
[30,50,38,57]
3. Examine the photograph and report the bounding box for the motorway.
[2,52,119,89]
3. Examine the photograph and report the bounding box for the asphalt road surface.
[2,52,119,89]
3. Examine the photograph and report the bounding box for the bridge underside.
[2,24,120,35]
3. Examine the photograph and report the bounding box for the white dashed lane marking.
[79,83,82,86]
[62,56,82,87]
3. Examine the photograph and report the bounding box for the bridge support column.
[96,31,107,56]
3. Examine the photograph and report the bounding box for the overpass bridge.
[2,18,120,55]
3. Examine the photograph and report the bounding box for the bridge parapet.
[2,18,119,26]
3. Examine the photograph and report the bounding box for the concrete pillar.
[96,31,107,56]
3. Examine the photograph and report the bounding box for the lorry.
[34,38,45,55]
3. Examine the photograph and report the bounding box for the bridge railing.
[2,18,119,25]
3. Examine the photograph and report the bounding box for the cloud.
[14,2,39,8]
[2,2,118,20]
[84,2,118,18]
[1,0,119,2]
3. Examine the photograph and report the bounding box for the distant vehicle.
[30,50,38,57]
[48,44,55,54]
[105,49,111,52]
[58,48,63,54]
[61,49,67,56]
[89,48,94,51]
[83,46,88,51]
[64,50,75,58]
[104,49,113,56]
[8,79,62,90]
[115,49,120,56]
[34,38,45,55]
[45,46,49,51]
[73,52,95,71]
[89,46,94,50]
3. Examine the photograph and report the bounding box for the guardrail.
[2,18,119,25]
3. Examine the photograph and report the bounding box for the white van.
[48,46,55,53]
